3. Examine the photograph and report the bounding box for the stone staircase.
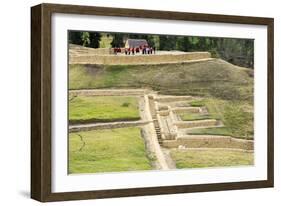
[148,95,163,145]
[153,120,163,145]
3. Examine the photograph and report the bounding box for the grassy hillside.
[69,59,253,102]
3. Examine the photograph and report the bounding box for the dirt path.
[161,148,177,169]
[143,95,169,170]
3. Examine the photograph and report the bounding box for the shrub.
[121,102,130,107]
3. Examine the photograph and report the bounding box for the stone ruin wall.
[162,136,254,150]
[69,51,211,65]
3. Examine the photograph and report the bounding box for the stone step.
[152,118,163,144]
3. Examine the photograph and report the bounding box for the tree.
[176,37,192,52]
[68,31,101,48]
[111,33,125,47]
[81,32,90,47]
[244,39,254,68]
[89,32,101,48]
[68,31,83,45]
[159,35,177,50]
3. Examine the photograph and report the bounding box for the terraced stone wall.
[69,52,211,65]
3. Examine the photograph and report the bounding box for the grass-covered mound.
[69,127,152,174]
[69,95,140,124]
[170,149,254,169]
[69,59,253,102]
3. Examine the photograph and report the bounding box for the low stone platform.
[174,119,220,129]
[162,135,254,150]
[69,50,211,65]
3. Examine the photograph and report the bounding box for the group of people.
[113,46,156,55]
[113,47,122,54]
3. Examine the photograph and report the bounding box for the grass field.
[186,127,232,136]
[170,149,254,169]
[69,95,140,124]
[180,113,212,121]
[69,127,152,174]
[69,59,253,102]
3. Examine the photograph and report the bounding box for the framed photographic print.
[31,3,274,202]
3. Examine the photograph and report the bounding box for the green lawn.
[170,149,254,169]
[69,127,152,174]
[180,112,212,121]
[187,126,235,137]
[189,99,206,107]
[69,95,140,124]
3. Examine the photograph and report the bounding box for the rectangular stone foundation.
[175,119,218,129]
[162,135,254,150]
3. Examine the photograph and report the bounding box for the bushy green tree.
[159,35,177,50]
[176,37,193,51]
[89,32,101,48]
[68,31,83,45]
[111,33,125,47]
[81,32,90,47]
[68,31,101,48]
